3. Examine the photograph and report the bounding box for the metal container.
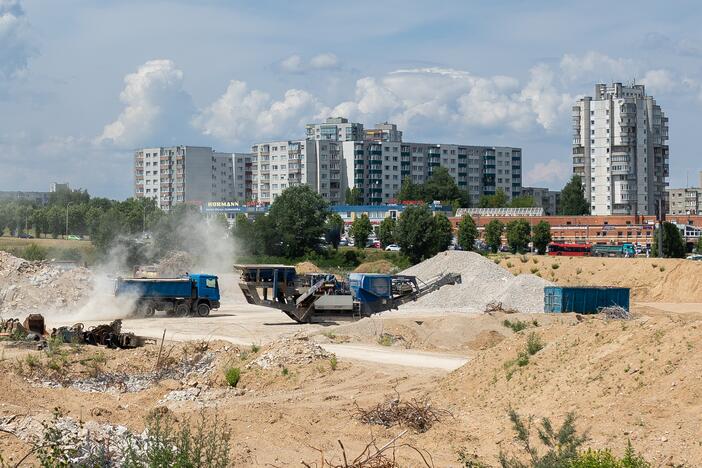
[544,286,630,314]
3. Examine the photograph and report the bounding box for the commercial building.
[305,117,364,142]
[249,140,348,205]
[572,82,669,216]
[521,187,561,215]
[134,146,234,210]
[345,139,522,205]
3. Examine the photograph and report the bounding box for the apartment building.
[364,122,403,142]
[572,82,669,216]
[521,187,561,215]
[232,153,253,202]
[305,117,364,141]
[344,140,522,205]
[668,187,702,215]
[134,146,234,210]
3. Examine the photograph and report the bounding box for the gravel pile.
[400,251,553,313]
[248,337,333,370]
[0,251,92,315]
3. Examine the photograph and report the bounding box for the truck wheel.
[196,303,210,317]
[174,303,190,317]
[137,302,155,317]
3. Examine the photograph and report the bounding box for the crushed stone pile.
[156,250,194,277]
[0,251,92,315]
[400,251,553,313]
[248,337,333,370]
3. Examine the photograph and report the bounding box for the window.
[205,278,217,288]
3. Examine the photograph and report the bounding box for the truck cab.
[191,274,221,308]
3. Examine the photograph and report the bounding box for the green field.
[0,236,95,263]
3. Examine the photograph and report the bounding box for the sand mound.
[248,337,332,370]
[295,262,321,275]
[354,260,395,274]
[400,251,552,313]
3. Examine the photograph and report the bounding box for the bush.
[530,267,539,274]
[526,332,544,355]
[502,319,528,332]
[329,356,338,371]
[22,242,48,261]
[224,367,240,387]
[551,263,560,269]
[250,343,260,353]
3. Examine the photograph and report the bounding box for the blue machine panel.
[544,286,630,314]
[348,273,392,303]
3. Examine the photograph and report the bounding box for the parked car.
[499,244,510,252]
[385,244,401,252]
[686,254,702,261]
[366,240,381,248]
[339,239,348,247]
[17,233,33,239]
[66,235,82,240]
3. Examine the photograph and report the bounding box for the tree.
[652,221,686,258]
[696,236,702,254]
[479,188,508,208]
[559,175,590,215]
[457,214,478,251]
[509,195,535,208]
[345,187,362,205]
[325,213,345,250]
[505,219,531,253]
[350,214,373,248]
[396,205,446,263]
[378,217,397,247]
[214,214,230,231]
[432,214,454,254]
[531,220,552,255]
[423,167,470,207]
[396,177,425,202]
[267,185,330,257]
[484,219,504,253]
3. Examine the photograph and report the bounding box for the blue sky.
[1,0,702,198]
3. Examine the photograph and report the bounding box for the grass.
[506,261,513,268]
[250,343,260,353]
[329,356,338,371]
[0,236,95,263]
[502,319,528,333]
[281,367,289,376]
[224,367,240,387]
[551,263,560,269]
[530,267,539,274]
[659,266,666,272]
[576,267,582,275]
[526,332,544,355]
[377,333,395,346]
[519,255,528,263]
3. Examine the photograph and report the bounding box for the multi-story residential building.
[49,182,69,193]
[305,117,364,142]
[363,122,403,142]
[572,82,669,216]
[667,187,702,215]
[134,146,233,210]
[521,187,561,215]
[344,140,521,205]
[232,153,253,202]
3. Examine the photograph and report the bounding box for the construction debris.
[51,319,154,349]
[0,317,26,337]
[248,337,332,370]
[484,301,518,315]
[599,305,631,320]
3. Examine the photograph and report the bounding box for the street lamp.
[65,202,72,239]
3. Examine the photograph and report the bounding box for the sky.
[1,0,702,199]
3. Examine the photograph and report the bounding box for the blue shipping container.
[544,286,630,314]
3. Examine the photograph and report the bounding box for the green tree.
[378,217,397,247]
[214,214,230,231]
[509,195,535,208]
[696,236,702,254]
[396,177,425,202]
[532,220,552,255]
[396,205,446,263]
[423,167,470,207]
[479,188,509,208]
[506,219,531,253]
[652,221,686,258]
[345,187,363,205]
[432,213,454,254]
[484,219,504,253]
[559,175,590,215]
[325,213,345,249]
[457,214,478,251]
[350,214,373,248]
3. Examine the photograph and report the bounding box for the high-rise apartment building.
[344,140,521,205]
[232,153,253,202]
[521,187,561,215]
[134,146,234,210]
[364,122,403,142]
[249,139,348,205]
[667,187,701,215]
[305,117,364,142]
[572,82,669,215]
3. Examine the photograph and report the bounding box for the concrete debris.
[600,305,631,320]
[400,251,553,314]
[248,337,333,370]
[0,251,92,314]
[159,387,241,405]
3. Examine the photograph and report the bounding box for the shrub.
[530,267,539,274]
[329,355,338,371]
[659,266,666,272]
[526,332,544,355]
[22,243,48,261]
[576,267,582,274]
[532,257,539,264]
[502,319,528,333]
[281,367,289,376]
[519,255,528,263]
[506,261,513,268]
[515,351,529,367]
[551,263,560,269]
[224,367,240,387]
[250,343,260,353]
[494,258,501,264]
[377,333,395,346]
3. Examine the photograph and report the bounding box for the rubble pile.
[0,251,92,315]
[156,251,194,277]
[400,251,553,314]
[248,337,333,370]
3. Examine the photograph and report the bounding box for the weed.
[531,319,539,327]
[551,263,560,270]
[519,255,528,263]
[224,367,240,387]
[282,367,289,376]
[25,353,39,369]
[502,319,528,332]
[659,266,666,272]
[532,257,539,264]
[515,352,529,367]
[250,343,260,353]
[535,272,542,277]
[651,263,658,268]
[576,267,582,275]
[377,333,395,346]
[530,267,539,274]
[526,332,544,355]
[494,258,501,264]
[329,356,338,371]
[506,261,513,268]
[322,331,336,340]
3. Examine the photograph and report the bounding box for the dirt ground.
[2,256,702,466]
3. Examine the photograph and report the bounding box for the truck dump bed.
[115,278,193,299]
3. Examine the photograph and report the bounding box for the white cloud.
[0,0,34,78]
[96,59,195,147]
[559,51,634,83]
[194,80,324,144]
[640,69,676,94]
[310,52,338,69]
[280,54,303,73]
[524,159,571,188]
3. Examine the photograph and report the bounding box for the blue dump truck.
[115,274,220,317]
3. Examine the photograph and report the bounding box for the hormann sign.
[202,201,267,213]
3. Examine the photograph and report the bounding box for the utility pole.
[65,202,72,239]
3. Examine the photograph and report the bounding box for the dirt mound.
[353,260,395,274]
[499,255,702,302]
[400,251,553,313]
[248,337,333,370]
[0,251,92,315]
[434,314,702,465]
[156,251,194,277]
[295,261,321,275]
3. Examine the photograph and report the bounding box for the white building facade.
[572,83,669,215]
[305,117,364,142]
